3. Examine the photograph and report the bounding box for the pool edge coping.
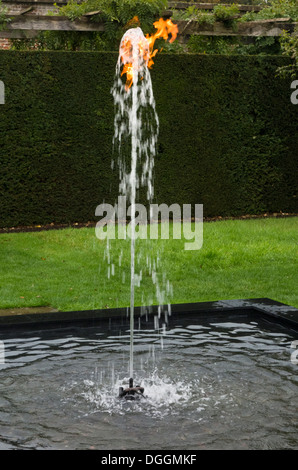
[0,298,297,331]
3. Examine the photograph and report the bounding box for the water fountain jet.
[111,18,178,399]
[118,378,146,400]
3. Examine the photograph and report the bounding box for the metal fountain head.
[118,378,145,400]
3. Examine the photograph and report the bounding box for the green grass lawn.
[0,217,297,312]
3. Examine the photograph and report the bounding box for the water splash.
[77,371,194,418]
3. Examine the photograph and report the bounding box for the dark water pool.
[0,312,297,450]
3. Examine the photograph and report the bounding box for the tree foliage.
[277,27,298,77]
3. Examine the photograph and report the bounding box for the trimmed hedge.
[0,51,297,227]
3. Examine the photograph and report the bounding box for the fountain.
[118,377,145,400]
[0,18,297,451]
[110,19,178,398]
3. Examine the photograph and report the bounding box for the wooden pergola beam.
[0,15,105,37]
[176,18,297,37]
[1,0,263,8]
[0,0,264,16]
[168,2,262,12]
[0,0,296,40]
[0,14,296,39]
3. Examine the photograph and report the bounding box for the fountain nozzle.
[118,378,145,400]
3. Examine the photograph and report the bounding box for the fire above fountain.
[120,16,178,90]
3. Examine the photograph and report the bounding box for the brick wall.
[0,38,11,50]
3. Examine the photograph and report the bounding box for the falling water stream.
[111,27,161,380]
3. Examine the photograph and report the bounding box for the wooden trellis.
[0,0,297,39]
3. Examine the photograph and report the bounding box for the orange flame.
[120,36,135,90]
[147,18,178,69]
[120,17,178,90]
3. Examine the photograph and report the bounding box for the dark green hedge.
[0,51,297,227]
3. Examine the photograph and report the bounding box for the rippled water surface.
[0,312,297,450]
